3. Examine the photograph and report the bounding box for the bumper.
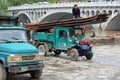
[8,63,44,73]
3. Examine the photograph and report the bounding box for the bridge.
[7,1,120,30]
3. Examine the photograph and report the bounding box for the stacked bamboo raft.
[25,14,109,31]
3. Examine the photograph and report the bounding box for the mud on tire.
[38,45,48,56]
[70,48,79,61]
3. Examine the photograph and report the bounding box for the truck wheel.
[38,45,47,56]
[54,51,61,56]
[0,63,6,80]
[30,70,42,79]
[85,52,93,60]
[67,49,70,56]
[70,49,79,61]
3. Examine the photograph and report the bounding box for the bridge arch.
[103,10,107,14]
[104,13,120,31]
[91,11,95,16]
[86,11,90,17]
[16,12,32,23]
[108,10,112,15]
[81,10,85,17]
[114,10,119,13]
[38,12,73,22]
[96,10,100,15]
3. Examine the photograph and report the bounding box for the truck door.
[56,30,67,50]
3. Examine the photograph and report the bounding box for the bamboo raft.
[25,14,109,31]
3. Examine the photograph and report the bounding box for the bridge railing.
[7,1,120,10]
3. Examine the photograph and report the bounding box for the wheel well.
[71,46,77,49]
[38,42,44,45]
[37,43,44,47]
[0,60,3,64]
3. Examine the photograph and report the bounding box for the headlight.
[35,53,45,61]
[7,56,22,62]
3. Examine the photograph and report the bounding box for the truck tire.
[0,63,6,80]
[67,49,70,56]
[85,52,93,60]
[54,51,61,56]
[70,48,79,61]
[30,69,42,79]
[38,45,47,56]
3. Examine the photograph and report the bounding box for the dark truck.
[0,15,44,80]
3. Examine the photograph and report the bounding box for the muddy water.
[7,45,120,80]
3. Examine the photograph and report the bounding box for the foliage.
[0,0,88,12]
[7,0,88,6]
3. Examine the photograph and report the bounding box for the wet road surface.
[7,45,120,80]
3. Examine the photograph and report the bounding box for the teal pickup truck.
[0,15,44,80]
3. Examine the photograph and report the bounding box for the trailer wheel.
[38,45,47,56]
[30,69,42,79]
[85,52,93,60]
[0,63,6,80]
[70,48,79,61]
[54,51,61,56]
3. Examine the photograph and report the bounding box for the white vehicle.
[22,4,30,6]
[38,2,49,5]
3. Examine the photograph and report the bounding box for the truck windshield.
[0,19,17,26]
[0,30,27,43]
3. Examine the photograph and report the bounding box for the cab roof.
[0,26,25,30]
[0,14,16,20]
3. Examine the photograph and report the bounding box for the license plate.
[21,66,28,72]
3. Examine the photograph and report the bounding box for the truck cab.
[54,27,84,50]
[0,15,44,80]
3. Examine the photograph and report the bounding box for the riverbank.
[90,36,120,45]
